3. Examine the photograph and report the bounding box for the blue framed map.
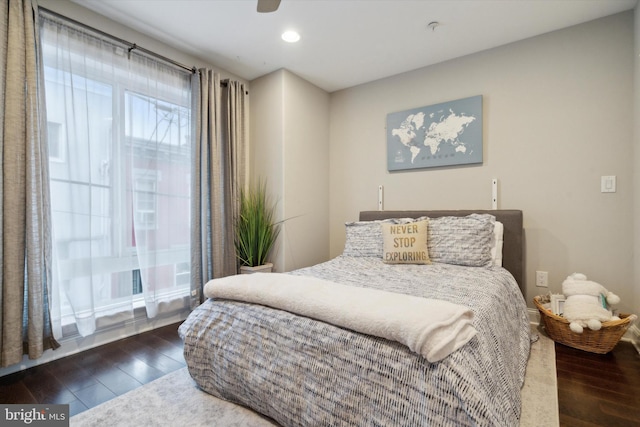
[387,95,483,171]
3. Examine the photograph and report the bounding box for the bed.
[179,209,530,426]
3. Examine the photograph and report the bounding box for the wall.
[250,69,330,272]
[329,12,635,312]
[633,2,640,345]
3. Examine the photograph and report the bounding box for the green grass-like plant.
[234,181,280,267]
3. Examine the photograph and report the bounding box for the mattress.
[179,255,530,426]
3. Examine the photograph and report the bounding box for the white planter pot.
[239,262,273,274]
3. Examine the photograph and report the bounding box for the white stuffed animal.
[562,273,620,333]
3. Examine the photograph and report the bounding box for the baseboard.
[629,324,640,354]
[528,307,540,325]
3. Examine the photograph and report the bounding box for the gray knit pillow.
[427,214,495,267]
[343,218,416,258]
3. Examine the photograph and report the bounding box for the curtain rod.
[40,7,197,74]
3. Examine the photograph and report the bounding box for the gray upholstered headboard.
[359,210,524,295]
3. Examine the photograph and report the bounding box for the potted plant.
[234,180,280,274]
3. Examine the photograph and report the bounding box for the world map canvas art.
[387,95,483,171]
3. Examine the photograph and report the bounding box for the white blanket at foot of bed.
[203,273,476,362]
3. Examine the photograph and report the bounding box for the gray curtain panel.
[190,70,247,308]
[222,80,248,272]
[0,0,58,367]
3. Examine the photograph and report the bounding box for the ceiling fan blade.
[257,0,281,13]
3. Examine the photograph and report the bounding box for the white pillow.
[490,221,504,267]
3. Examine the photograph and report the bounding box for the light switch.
[600,176,616,193]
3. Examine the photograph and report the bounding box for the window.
[40,12,192,336]
[47,121,65,162]
[174,262,190,287]
[133,170,159,230]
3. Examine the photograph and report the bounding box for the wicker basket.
[534,295,637,354]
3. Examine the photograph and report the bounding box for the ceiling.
[72,0,637,93]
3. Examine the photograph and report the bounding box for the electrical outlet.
[536,271,548,287]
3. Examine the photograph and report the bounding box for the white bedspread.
[204,272,477,362]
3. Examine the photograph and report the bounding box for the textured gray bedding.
[179,255,530,426]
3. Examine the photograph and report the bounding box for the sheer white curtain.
[39,11,192,337]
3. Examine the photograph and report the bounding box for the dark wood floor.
[555,340,640,427]
[0,323,186,417]
[0,322,638,426]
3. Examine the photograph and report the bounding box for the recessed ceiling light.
[281,30,301,43]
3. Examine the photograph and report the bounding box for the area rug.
[520,325,559,427]
[70,326,558,427]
